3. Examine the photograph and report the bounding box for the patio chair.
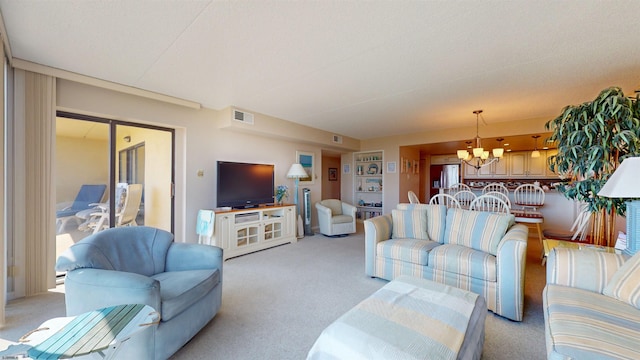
[56,184,106,233]
[85,183,143,234]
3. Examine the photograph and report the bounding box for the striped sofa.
[365,204,528,321]
[544,247,640,359]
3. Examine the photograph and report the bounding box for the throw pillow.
[396,204,447,243]
[444,208,513,255]
[603,251,640,309]
[391,209,429,240]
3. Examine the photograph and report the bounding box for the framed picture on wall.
[296,151,315,184]
[328,168,338,181]
[387,161,396,173]
[343,164,350,174]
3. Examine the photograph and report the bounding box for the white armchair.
[315,199,357,236]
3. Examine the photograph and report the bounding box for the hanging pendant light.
[457,110,504,169]
[531,135,541,158]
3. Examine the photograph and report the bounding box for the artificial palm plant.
[545,86,640,246]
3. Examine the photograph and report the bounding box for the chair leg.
[536,223,543,245]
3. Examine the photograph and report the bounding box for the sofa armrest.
[495,223,528,321]
[341,202,357,217]
[364,214,393,276]
[315,203,332,220]
[64,268,161,316]
[546,247,627,293]
[165,243,223,272]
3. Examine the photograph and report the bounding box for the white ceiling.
[2,1,640,140]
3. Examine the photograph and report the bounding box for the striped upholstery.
[429,244,496,281]
[444,208,513,255]
[547,248,627,293]
[392,209,429,240]
[377,238,440,265]
[308,276,486,360]
[603,251,640,309]
[544,284,640,359]
[364,207,529,321]
[396,203,447,243]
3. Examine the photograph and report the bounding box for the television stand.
[211,204,297,260]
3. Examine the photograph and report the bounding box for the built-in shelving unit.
[354,150,383,221]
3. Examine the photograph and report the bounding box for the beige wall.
[55,79,359,241]
[55,135,109,203]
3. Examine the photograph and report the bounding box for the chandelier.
[457,110,504,170]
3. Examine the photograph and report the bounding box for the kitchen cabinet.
[463,153,508,179]
[510,151,546,177]
[545,149,558,177]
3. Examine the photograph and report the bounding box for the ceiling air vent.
[332,135,343,144]
[233,109,254,125]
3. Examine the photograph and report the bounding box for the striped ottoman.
[307,276,487,360]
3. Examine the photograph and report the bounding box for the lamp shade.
[287,163,307,179]
[598,157,640,198]
[531,150,540,158]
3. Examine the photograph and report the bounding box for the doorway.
[55,113,174,263]
[321,151,342,200]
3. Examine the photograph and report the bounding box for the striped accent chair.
[365,204,528,321]
[544,247,640,359]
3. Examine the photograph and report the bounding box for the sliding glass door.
[55,113,174,265]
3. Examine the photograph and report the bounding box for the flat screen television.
[217,161,275,209]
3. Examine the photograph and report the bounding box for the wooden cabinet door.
[463,162,478,178]
[509,153,527,176]
[528,152,546,176]
[545,149,558,177]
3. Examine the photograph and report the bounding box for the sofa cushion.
[544,284,640,359]
[396,204,447,243]
[377,238,440,266]
[429,244,497,281]
[332,214,353,224]
[392,209,429,240]
[444,208,513,255]
[321,199,343,216]
[152,268,220,321]
[603,251,640,309]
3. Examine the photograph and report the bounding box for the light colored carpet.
[1,225,547,359]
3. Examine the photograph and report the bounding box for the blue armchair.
[55,226,223,360]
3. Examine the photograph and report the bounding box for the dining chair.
[469,194,511,215]
[408,190,420,204]
[428,193,461,209]
[513,184,545,211]
[453,190,477,209]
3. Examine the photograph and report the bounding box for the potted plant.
[545,86,640,246]
[275,185,289,205]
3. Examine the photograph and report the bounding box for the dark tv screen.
[217,161,275,209]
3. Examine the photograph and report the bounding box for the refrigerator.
[430,164,460,198]
[440,164,460,189]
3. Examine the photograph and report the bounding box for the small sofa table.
[307,275,487,360]
[3,304,159,359]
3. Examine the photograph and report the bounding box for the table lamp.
[597,157,640,255]
[287,163,307,214]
